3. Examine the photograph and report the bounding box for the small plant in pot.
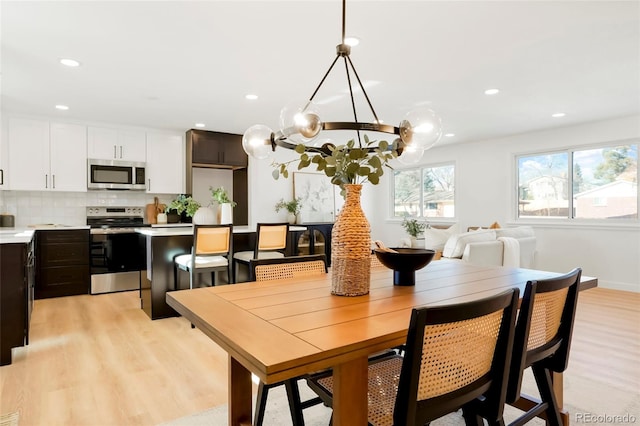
[275,197,302,224]
[401,217,428,248]
[210,186,236,224]
[165,195,201,223]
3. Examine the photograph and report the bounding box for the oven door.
[90,230,146,294]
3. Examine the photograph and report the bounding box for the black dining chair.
[506,268,582,426]
[307,288,520,426]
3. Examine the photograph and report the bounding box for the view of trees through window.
[518,144,638,219]
[394,164,455,218]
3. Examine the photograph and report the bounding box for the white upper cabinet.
[88,126,146,162]
[8,118,87,192]
[145,132,184,194]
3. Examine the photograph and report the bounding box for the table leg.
[228,356,253,426]
[332,355,368,426]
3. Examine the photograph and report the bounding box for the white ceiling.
[2,1,639,146]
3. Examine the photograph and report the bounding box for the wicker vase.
[331,184,371,296]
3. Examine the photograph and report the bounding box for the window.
[517,143,638,220]
[394,164,455,218]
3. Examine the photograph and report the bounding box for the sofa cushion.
[423,223,460,252]
[442,229,496,258]
[494,226,535,239]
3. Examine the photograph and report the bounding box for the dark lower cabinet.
[35,229,90,299]
[0,239,33,366]
[294,223,334,266]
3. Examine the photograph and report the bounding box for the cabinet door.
[146,132,184,194]
[50,122,87,192]
[8,118,50,190]
[118,130,146,161]
[87,126,118,160]
[220,135,248,167]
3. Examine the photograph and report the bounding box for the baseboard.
[598,279,639,293]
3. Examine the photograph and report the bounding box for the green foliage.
[594,146,635,183]
[210,186,237,207]
[275,197,302,215]
[401,217,428,238]
[271,135,400,195]
[165,195,201,217]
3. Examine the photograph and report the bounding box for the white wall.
[247,115,640,292]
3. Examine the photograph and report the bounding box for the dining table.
[166,258,598,426]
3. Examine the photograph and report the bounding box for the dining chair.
[233,222,289,281]
[306,288,520,426]
[506,267,582,426]
[174,224,234,290]
[249,253,327,282]
[249,254,328,426]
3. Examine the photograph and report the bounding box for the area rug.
[160,372,640,426]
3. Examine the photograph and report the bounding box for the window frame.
[391,161,457,222]
[512,139,639,228]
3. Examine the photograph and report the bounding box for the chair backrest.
[249,254,327,282]
[393,288,519,425]
[194,224,232,256]
[507,267,582,402]
[254,222,289,257]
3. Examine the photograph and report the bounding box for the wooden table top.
[166,260,597,385]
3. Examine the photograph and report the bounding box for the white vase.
[193,207,216,225]
[156,213,168,224]
[218,203,233,224]
[287,212,297,225]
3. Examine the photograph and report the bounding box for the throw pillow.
[423,223,460,252]
[442,229,496,258]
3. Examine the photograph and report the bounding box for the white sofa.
[428,226,537,268]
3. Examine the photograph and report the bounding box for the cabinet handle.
[45,174,48,189]
[114,145,117,159]
[147,178,151,192]
[120,146,123,159]
[0,169,3,185]
[52,175,56,189]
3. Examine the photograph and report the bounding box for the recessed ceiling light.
[444,133,455,137]
[60,58,80,67]
[245,94,258,100]
[195,123,206,128]
[55,105,69,110]
[484,88,500,95]
[344,37,360,47]
[551,112,566,118]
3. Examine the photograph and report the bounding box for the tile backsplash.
[0,191,178,227]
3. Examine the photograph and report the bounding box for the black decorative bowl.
[374,248,436,286]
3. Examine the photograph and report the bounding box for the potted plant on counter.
[210,186,236,224]
[275,197,303,224]
[401,217,428,248]
[165,195,201,223]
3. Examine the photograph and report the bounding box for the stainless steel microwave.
[87,159,146,190]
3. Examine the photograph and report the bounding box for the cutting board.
[146,197,166,224]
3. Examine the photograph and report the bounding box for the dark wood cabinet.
[187,129,248,168]
[35,229,90,299]
[294,223,334,266]
[0,239,33,366]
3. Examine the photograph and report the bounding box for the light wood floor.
[0,287,638,425]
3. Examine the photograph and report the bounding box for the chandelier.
[241,0,443,165]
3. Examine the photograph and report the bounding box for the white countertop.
[137,225,307,237]
[0,228,35,244]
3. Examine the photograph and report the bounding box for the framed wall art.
[293,172,336,223]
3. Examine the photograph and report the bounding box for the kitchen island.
[136,225,306,320]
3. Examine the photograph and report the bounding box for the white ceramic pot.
[156,213,168,224]
[193,207,216,225]
[218,203,233,224]
[287,212,297,224]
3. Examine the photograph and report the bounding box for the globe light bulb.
[279,100,322,143]
[396,143,424,165]
[242,124,273,160]
[399,108,442,151]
